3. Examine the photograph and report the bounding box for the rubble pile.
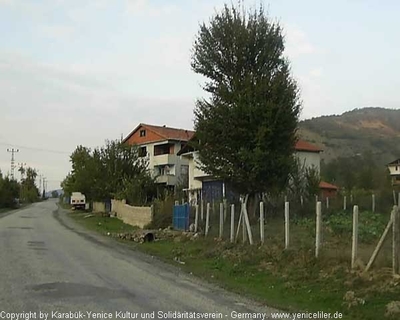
[106,226,202,243]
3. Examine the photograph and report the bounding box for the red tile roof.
[295,140,323,153]
[319,181,338,190]
[142,124,195,141]
[123,123,195,143]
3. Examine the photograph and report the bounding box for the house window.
[154,143,171,156]
[396,166,398,171]
[140,130,146,137]
[139,146,147,157]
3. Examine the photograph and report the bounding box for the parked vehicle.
[70,192,86,210]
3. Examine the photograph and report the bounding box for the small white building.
[123,123,195,187]
[294,140,322,173]
[387,158,400,186]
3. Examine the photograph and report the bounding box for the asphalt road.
[0,200,278,320]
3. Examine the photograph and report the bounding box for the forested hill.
[299,107,400,165]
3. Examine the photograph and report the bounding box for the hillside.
[298,107,400,165]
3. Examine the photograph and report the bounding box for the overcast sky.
[1,0,399,191]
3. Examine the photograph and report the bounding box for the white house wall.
[140,141,189,184]
[184,149,321,194]
[188,157,203,190]
[388,165,400,176]
[296,151,320,173]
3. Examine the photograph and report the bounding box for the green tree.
[99,140,152,201]
[0,175,20,208]
[191,4,300,205]
[68,146,96,200]
[20,167,39,203]
[62,140,155,205]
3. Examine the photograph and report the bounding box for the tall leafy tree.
[0,175,20,208]
[62,140,155,205]
[191,3,301,197]
[99,140,150,200]
[20,167,40,203]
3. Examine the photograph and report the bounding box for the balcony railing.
[156,175,177,185]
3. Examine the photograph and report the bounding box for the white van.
[70,192,86,210]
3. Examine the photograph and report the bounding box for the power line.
[0,142,70,155]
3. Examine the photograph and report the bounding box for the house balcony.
[153,154,176,166]
[156,174,177,186]
[391,175,400,186]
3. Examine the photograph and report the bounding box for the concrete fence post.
[194,205,199,233]
[285,201,289,249]
[316,201,322,258]
[242,202,246,243]
[219,202,224,239]
[397,192,400,207]
[205,203,210,237]
[230,204,235,243]
[343,196,347,211]
[393,206,399,275]
[372,194,376,213]
[201,199,204,221]
[326,197,329,209]
[351,205,359,269]
[260,201,265,245]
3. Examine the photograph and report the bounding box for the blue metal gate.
[173,204,189,231]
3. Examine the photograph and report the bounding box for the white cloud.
[284,25,323,58]
[0,52,196,188]
[297,68,332,120]
[124,0,179,17]
[0,0,13,5]
[37,25,75,40]
[309,67,323,78]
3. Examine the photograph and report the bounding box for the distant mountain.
[46,189,64,198]
[298,107,400,165]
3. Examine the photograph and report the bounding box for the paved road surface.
[0,200,278,319]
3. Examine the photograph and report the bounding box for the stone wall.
[111,199,153,229]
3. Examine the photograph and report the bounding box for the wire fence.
[180,193,398,272]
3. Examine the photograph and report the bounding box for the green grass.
[68,208,400,320]
[138,240,400,320]
[68,211,138,234]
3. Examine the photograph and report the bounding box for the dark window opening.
[140,130,146,137]
[139,146,147,157]
[154,143,171,156]
[155,165,173,176]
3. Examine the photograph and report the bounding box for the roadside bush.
[146,195,175,229]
